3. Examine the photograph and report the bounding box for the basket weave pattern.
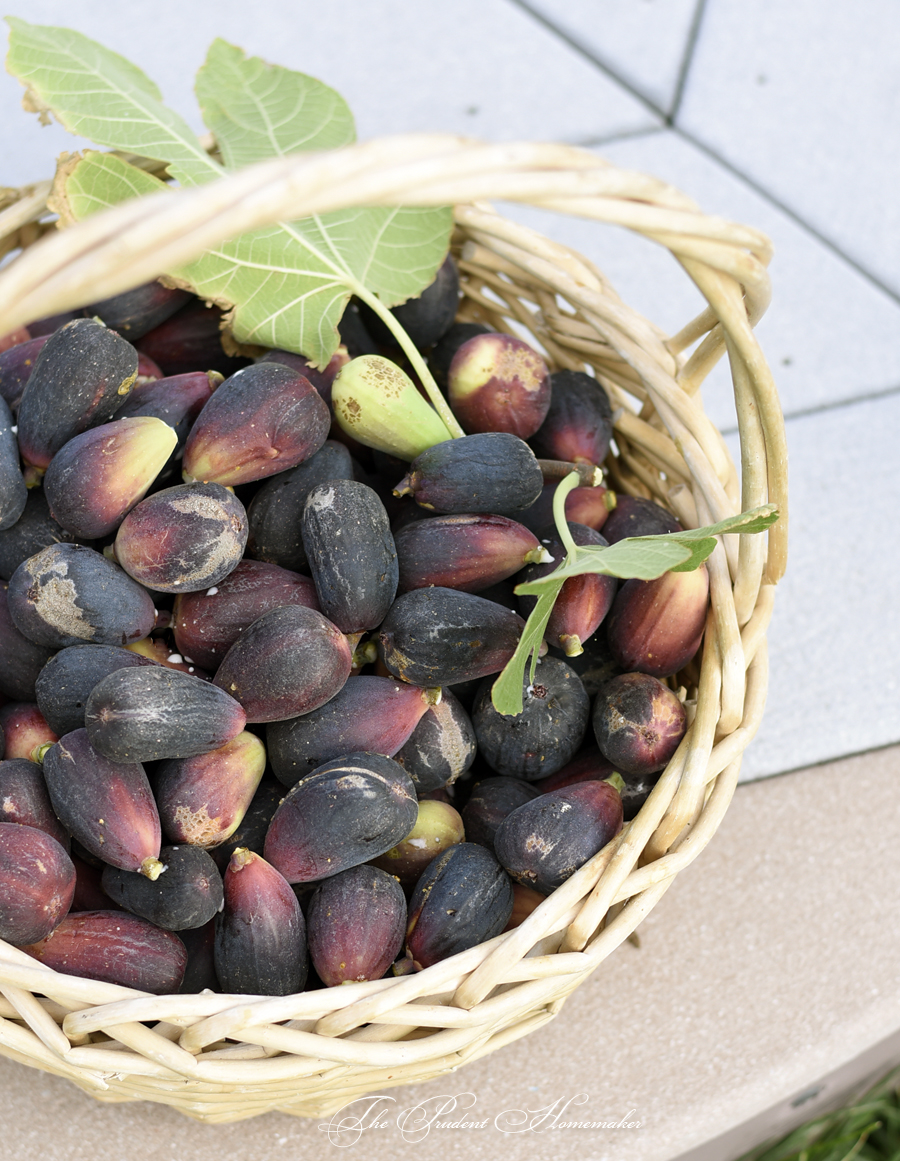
[0,136,787,1122]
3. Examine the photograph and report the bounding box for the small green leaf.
[490,585,559,716]
[55,151,169,223]
[5,17,221,187]
[195,39,356,168]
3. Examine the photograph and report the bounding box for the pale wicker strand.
[0,984,72,1058]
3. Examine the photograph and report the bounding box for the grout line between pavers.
[717,382,900,438]
[745,738,900,785]
[569,125,666,150]
[508,0,900,310]
[667,0,709,122]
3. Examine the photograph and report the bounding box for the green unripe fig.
[331,355,454,461]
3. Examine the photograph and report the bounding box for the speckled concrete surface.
[1,745,897,1161]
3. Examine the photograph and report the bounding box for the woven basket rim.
[0,135,787,1121]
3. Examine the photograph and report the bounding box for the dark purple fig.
[529,370,613,466]
[113,482,248,593]
[178,918,219,993]
[21,910,187,993]
[429,322,492,390]
[395,513,550,594]
[531,744,615,794]
[378,587,527,687]
[337,300,378,358]
[155,731,266,849]
[0,821,75,945]
[0,395,26,531]
[518,523,617,657]
[0,326,32,351]
[7,543,156,649]
[392,687,477,793]
[388,253,460,349]
[42,729,164,879]
[0,338,50,409]
[395,433,543,514]
[255,346,350,407]
[135,299,249,378]
[307,865,406,986]
[85,666,247,763]
[0,489,81,582]
[460,776,540,854]
[171,559,320,671]
[245,440,354,572]
[494,781,623,896]
[600,493,682,543]
[70,853,120,913]
[209,776,284,873]
[0,583,55,700]
[215,847,307,995]
[102,844,224,931]
[514,480,615,535]
[264,752,418,884]
[448,333,551,439]
[547,629,625,697]
[85,280,192,340]
[0,702,57,762]
[472,656,590,780]
[592,672,687,777]
[115,370,218,449]
[606,567,709,678]
[16,319,138,472]
[370,799,465,885]
[212,605,352,724]
[183,362,331,488]
[43,417,177,539]
[0,758,69,847]
[404,842,513,970]
[25,311,85,338]
[301,479,398,633]
[266,676,438,787]
[35,643,158,737]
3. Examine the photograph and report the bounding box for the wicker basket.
[0,135,787,1122]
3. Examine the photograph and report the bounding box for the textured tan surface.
[0,744,897,1161]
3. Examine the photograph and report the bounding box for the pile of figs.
[0,256,707,996]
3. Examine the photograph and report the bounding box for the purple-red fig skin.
[529,369,613,466]
[213,604,352,724]
[42,729,162,874]
[266,675,435,786]
[0,702,58,762]
[395,513,544,594]
[215,849,307,996]
[592,672,687,778]
[171,559,320,671]
[0,758,70,847]
[114,482,248,595]
[21,910,187,993]
[601,494,681,543]
[605,566,709,678]
[307,865,407,985]
[0,821,75,945]
[183,362,331,487]
[448,333,551,439]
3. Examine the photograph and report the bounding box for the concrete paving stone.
[0,0,659,190]
[499,128,900,435]
[723,390,900,780]
[512,0,702,115]
[677,0,900,299]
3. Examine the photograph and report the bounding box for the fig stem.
[352,286,465,440]
[551,472,581,560]
[537,459,603,487]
